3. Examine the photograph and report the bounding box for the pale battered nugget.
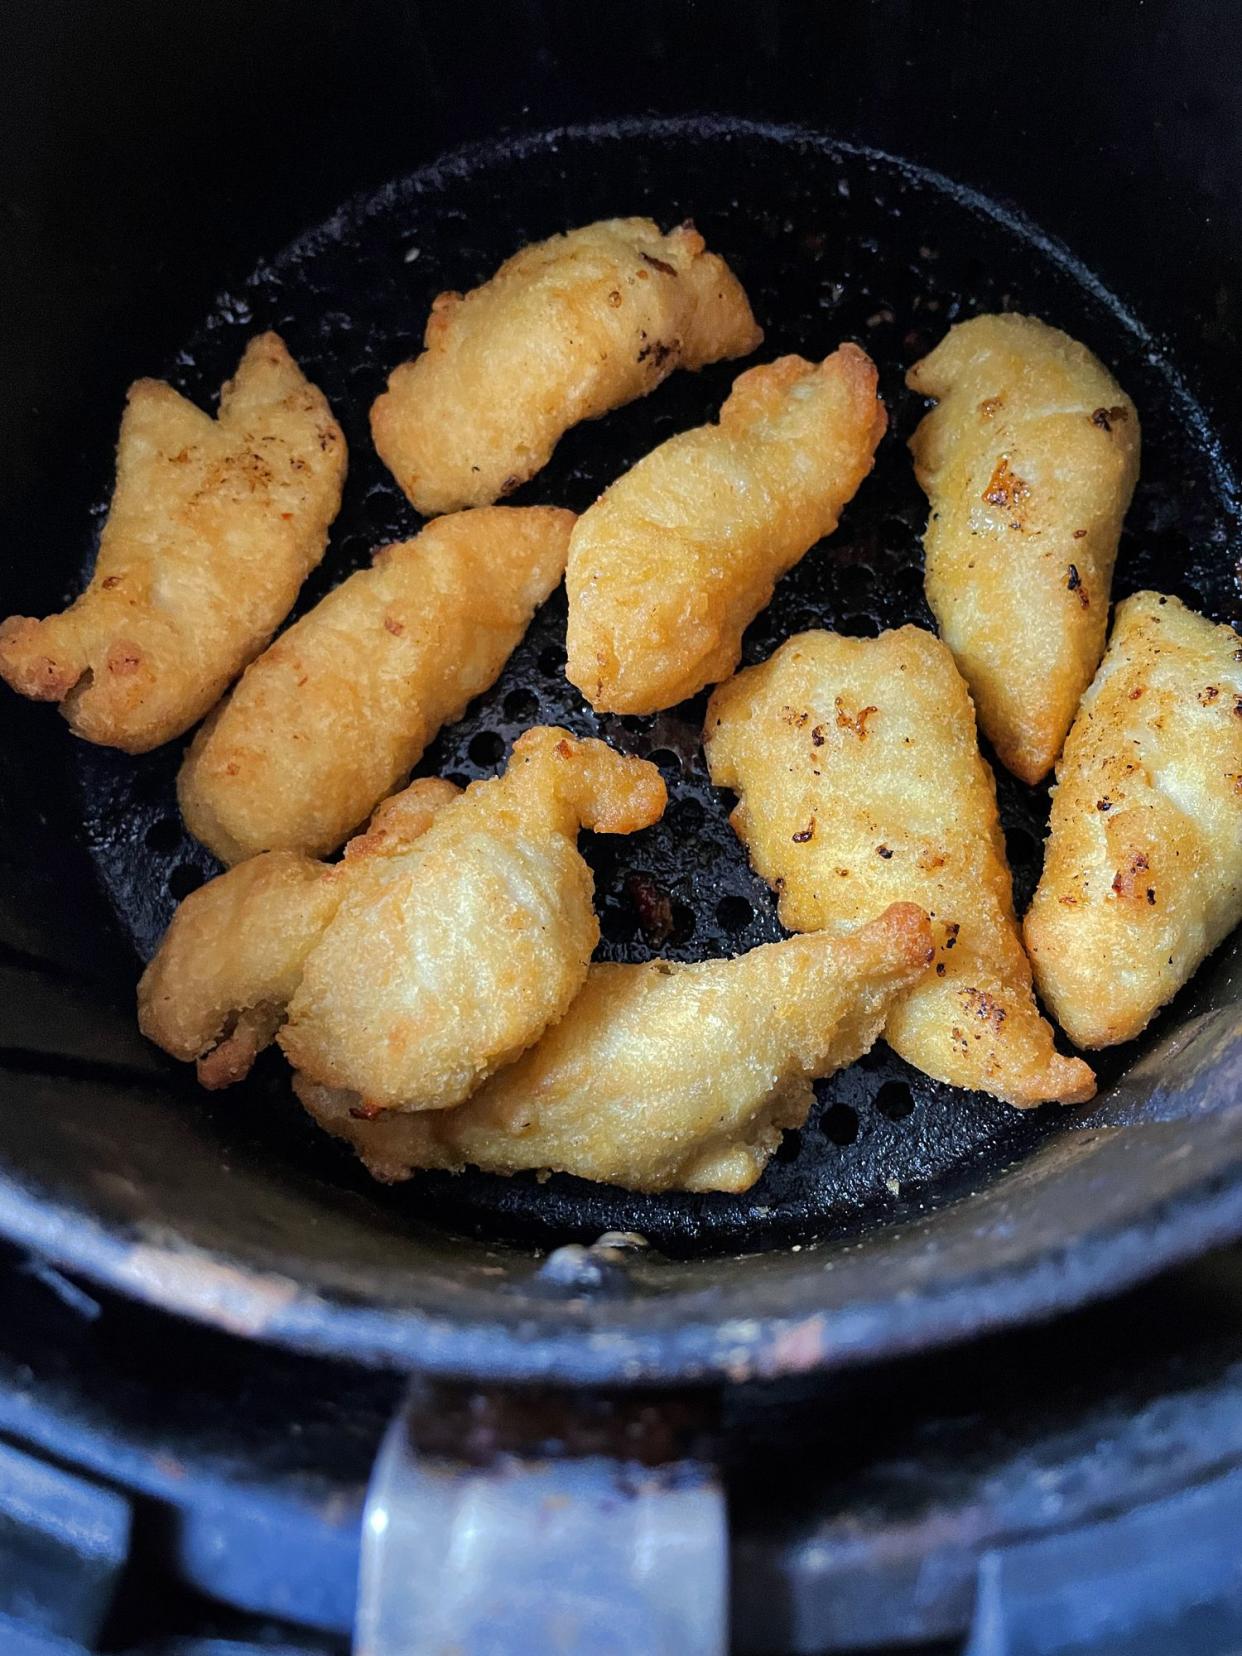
[371,218,761,515]
[295,904,933,1193]
[179,507,572,862]
[279,728,666,1112]
[0,334,346,752]
[1024,593,1242,1048]
[566,345,886,713]
[137,778,460,1088]
[705,628,1096,1107]
[908,314,1139,784]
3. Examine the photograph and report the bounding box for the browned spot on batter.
[978,396,1003,418]
[1111,850,1150,900]
[640,251,677,275]
[383,616,404,636]
[981,456,1030,515]
[962,986,1007,1029]
[1091,405,1129,431]
[834,697,877,738]
[107,643,142,675]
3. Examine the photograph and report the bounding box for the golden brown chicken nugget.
[705,627,1095,1107]
[279,728,666,1113]
[295,903,933,1193]
[0,334,346,752]
[178,507,572,862]
[1024,592,1242,1047]
[565,345,886,713]
[371,218,761,516]
[137,777,460,1087]
[908,314,1140,784]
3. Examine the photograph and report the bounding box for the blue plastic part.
[0,1436,130,1645]
[966,1466,1242,1656]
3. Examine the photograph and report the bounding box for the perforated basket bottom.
[73,119,1241,1254]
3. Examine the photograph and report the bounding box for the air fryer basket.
[0,5,1239,1384]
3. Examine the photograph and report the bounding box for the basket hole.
[647,747,681,774]
[839,612,881,639]
[833,564,873,607]
[538,644,567,678]
[667,796,705,835]
[169,863,205,900]
[144,817,182,855]
[468,730,505,767]
[774,1130,803,1164]
[820,1101,859,1145]
[715,894,753,933]
[669,901,695,945]
[503,688,539,723]
[875,1080,915,1121]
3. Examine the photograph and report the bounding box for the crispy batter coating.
[705,627,1096,1107]
[1024,593,1242,1048]
[295,904,933,1193]
[371,218,761,516]
[279,728,666,1112]
[907,314,1139,784]
[178,507,572,862]
[0,334,346,752]
[565,345,886,713]
[137,777,460,1088]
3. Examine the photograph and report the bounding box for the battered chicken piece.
[294,904,933,1193]
[0,334,346,752]
[566,345,886,713]
[908,314,1139,784]
[371,218,761,516]
[279,728,666,1112]
[705,627,1096,1107]
[178,507,573,862]
[137,778,460,1088]
[1024,592,1242,1048]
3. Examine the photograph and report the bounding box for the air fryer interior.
[0,6,1239,1383]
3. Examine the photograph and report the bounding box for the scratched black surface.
[68,120,1242,1253]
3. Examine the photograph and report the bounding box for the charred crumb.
[1096,798,1112,811]
[792,820,816,843]
[876,844,893,858]
[639,251,677,275]
[625,872,674,945]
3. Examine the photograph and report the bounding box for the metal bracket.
[965,1464,1242,1656]
[357,1378,727,1656]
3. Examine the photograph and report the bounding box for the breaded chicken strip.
[295,904,933,1193]
[908,314,1139,784]
[279,728,666,1113]
[1024,593,1242,1047]
[178,507,572,862]
[566,346,886,713]
[0,334,346,752]
[137,778,460,1088]
[372,218,761,516]
[705,627,1096,1107]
